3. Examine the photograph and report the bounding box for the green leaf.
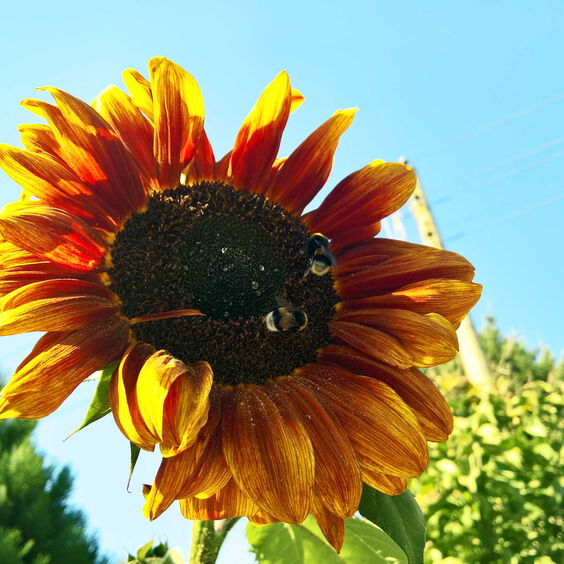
[358,486,425,564]
[66,362,118,439]
[136,539,154,560]
[128,442,141,491]
[247,516,407,563]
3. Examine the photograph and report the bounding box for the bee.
[264,298,308,332]
[304,233,336,277]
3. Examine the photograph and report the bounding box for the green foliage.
[0,417,108,564]
[247,516,407,563]
[123,539,184,563]
[68,362,117,439]
[359,487,425,564]
[412,320,564,563]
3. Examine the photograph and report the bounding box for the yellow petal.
[149,57,205,190]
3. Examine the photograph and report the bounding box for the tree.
[0,414,108,564]
[412,319,563,563]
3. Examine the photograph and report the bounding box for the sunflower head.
[0,57,481,552]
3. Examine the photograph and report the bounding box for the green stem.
[189,518,240,564]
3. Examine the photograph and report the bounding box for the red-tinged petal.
[122,68,154,121]
[143,396,230,519]
[221,385,314,522]
[161,361,213,456]
[230,71,291,194]
[0,203,108,271]
[320,344,453,441]
[296,364,429,478]
[0,144,118,231]
[0,277,115,306]
[0,243,100,297]
[279,378,361,518]
[109,342,157,450]
[311,499,345,553]
[23,90,147,223]
[149,57,205,190]
[214,151,231,181]
[329,224,383,257]
[305,161,416,237]
[330,320,414,368]
[334,308,459,367]
[0,278,119,336]
[0,316,129,419]
[360,466,407,495]
[335,247,475,300]
[18,123,63,162]
[267,109,356,214]
[93,86,158,192]
[184,130,215,184]
[338,278,482,327]
[290,88,305,112]
[180,479,259,520]
[136,350,212,455]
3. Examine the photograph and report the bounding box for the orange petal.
[0,278,119,335]
[296,364,428,478]
[122,68,154,121]
[109,342,157,450]
[230,71,291,194]
[136,350,212,455]
[93,86,158,193]
[149,57,205,190]
[305,161,416,238]
[179,478,259,520]
[143,395,230,519]
[360,466,407,495]
[329,320,414,369]
[0,316,129,419]
[320,344,453,441]
[280,378,361,518]
[267,109,356,214]
[221,384,314,522]
[311,499,345,553]
[334,308,459,367]
[0,203,108,271]
[23,88,147,223]
[338,278,482,328]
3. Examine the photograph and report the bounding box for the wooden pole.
[406,163,493,394]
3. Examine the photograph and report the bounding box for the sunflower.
[0,57,481,551]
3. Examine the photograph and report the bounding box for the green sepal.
[66,362,118,439]
[358,485,425,564]
[128,442,141,491]
[247,515,407,563]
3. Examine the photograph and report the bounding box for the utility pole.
[402,158,493,394]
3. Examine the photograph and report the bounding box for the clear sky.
[0,1,563,562]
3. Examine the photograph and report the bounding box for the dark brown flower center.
[108,182,338,385]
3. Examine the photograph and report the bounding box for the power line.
[446,191,564,242]
[442,177,564,228]
[433,136,564,193]
[411,92,564,161]
[433,148,564,205]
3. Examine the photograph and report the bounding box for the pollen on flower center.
[108,182,339,385]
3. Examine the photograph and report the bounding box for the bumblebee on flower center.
[109,181,338,386]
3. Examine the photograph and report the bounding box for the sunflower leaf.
[358,486,425,564]
[66,362,117,440]
[246,515,407,563]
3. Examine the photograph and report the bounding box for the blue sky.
[0,1,563,561]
